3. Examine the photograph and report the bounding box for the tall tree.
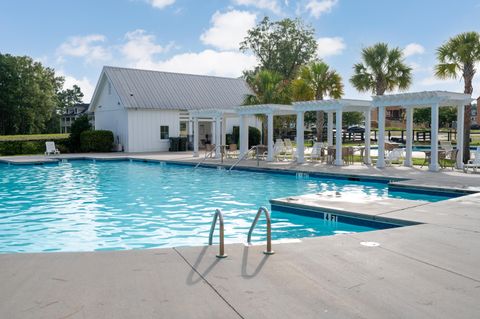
[435,31,480,162]
[240,17,317,80]
[350,43,412,96]
[45,84,85,133]
[293,61,343,141]
[0,53,63,135]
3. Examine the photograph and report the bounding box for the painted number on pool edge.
[324,213,338,222]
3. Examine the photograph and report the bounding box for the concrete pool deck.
[1,152,480,318]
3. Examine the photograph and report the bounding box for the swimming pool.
[0,160,457,253]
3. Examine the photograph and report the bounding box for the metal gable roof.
[102,66,252,110]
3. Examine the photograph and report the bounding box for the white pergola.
[235,104,295,161]
[293,99,374,165]
[372,91,472,171]
[189,109,237,158]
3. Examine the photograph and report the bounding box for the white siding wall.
[127,109,180,152]
[94,78,129,150]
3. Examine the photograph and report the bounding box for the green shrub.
[0,138,69,155]
[249,126,261,147]
[80,130,114,152]
[68,115,91,152]
[230,126,261,148]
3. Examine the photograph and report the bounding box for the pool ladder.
[209,206,274,259]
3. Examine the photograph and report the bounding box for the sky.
[1,0,479,102]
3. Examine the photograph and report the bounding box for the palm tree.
[293,61,343,141]
[244,69,291,144]
[350,43,412,96]
[350,43,412,143]
[435,31,480,162]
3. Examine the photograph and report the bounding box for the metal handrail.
[228,145,259,172]
[195,144,222,168]
[247,206,275,255]
[208,209,227,258]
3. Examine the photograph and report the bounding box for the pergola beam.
[372,91,472,171]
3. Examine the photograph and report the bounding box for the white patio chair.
[440,140,453,153]
[463,147,480,173]
[305,142,323,161]
[45,141,60,155]
[273,140,286,161]
[385,148,404,166]
[283,138,296,160]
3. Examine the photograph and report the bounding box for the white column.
[327,112,334,146]
[364,109,371,165]
[376,107,386,168]
[214,116,221,159]
[335,110,343,166]
[193,117,199,157]
[221,116,227,146]
[239,114,248,157]
[267,113,274,162]
[211,118,216,146]
[296,111,305,163]
[456,105,465,169]
[429,103,440,172]
[404,107,413,167]
[188,118,193,148]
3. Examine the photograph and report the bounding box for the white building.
[88,66,261,152]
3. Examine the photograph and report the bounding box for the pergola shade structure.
[372,91,472,171]
[293,99,374,165]
[189,109,237,158]
[235,104,295,161]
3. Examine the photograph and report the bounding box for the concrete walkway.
[1,152,480,318]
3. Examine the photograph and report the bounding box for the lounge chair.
[273,140,285,161]
[283,138,296,160]
[464,147,480,173]
[306,142,323,161]
[45,141,60,155]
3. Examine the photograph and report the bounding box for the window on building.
[108,82,112,95]
[179,121,188,137]
[160,126,169,139]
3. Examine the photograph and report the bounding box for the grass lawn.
[0,133,68,141]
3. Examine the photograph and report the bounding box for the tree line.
[0,53,84,136]
[240,17,480,161]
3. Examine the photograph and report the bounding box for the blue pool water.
[0,160,456,253]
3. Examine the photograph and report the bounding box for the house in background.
[88,66,261,152]
[371,106,404,128]
[60,103,94,133]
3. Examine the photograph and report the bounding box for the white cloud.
[153,50,257,77]
[403,43,425,58]
[57,71,95,102]
[316,37,346,58]
[57,34,111,63]
[121,29,172,68]
[200,10,257,51]
[232,0,282,14]
[306,0,338,18]
[420,76,457,86]
[148,0,175,9]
